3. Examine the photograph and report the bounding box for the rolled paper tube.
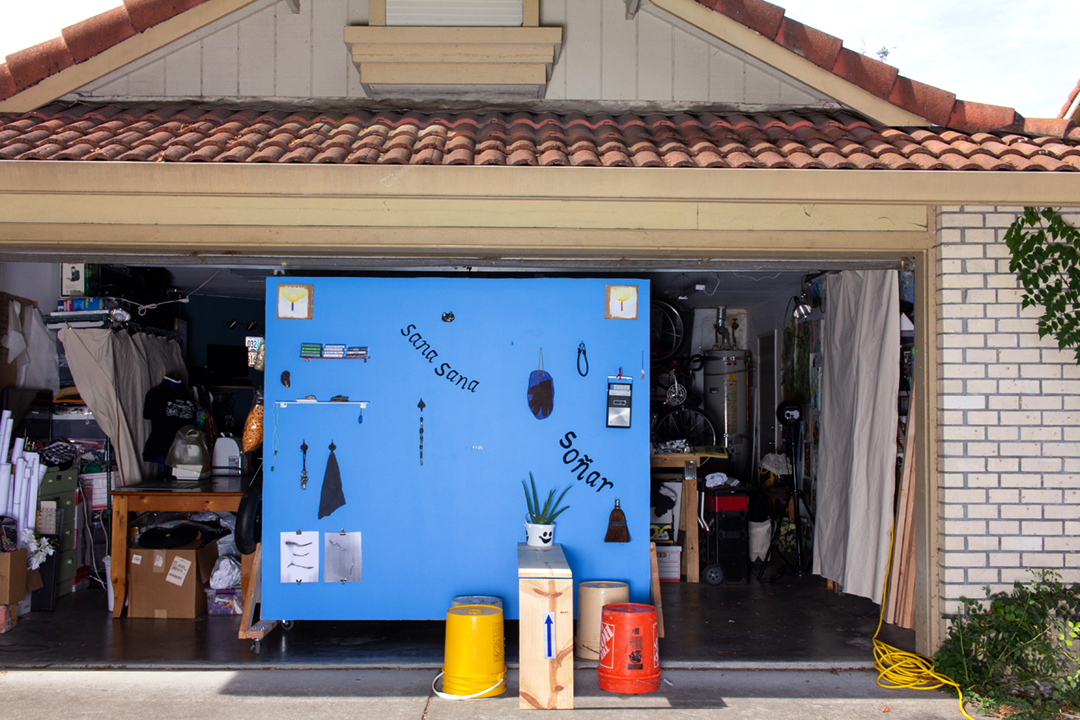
[0,411,11,462]
[10,437,23,466]
[12,457,26,535]
[0,463,11,516]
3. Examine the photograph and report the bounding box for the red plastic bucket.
[597,603,660,694]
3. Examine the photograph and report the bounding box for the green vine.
[1004,207,1080,364]
[934,571,1080,720]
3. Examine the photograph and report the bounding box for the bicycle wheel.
[651,300,685,366]
[652,406,718,448]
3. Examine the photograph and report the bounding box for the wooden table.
[518,543,573,710]
[109,478,247,618]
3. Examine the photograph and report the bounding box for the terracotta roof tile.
[704,0,786,39]
[216,145,255,162]
[0,64,16,101]
[2,104,1079,171]
[5,37,75,92]
[949,101,1024,135]
[888,76,956,128]
[61,7,137,64]
[773,17,841,70]
[832,48,898,100]
[125,0,207,33]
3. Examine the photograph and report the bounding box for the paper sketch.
[280,530,320,583]
[324,532,362,583]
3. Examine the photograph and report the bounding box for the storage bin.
[205,588,243,615]
[655,546,682,582]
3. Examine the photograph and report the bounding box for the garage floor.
[0,569,913,670]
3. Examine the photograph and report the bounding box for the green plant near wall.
[1005,207,1080,364]
[933,571,1080,720]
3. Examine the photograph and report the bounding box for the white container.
[656,546,682,582]
[525,521,555,548]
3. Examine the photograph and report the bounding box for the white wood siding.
[65,0,830,108]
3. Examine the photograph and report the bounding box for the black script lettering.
[598,478,614,492]
[467,380,479,392]
[585,471,601,487]
[436,362,449,377]
[401,324,416,336]
[563,449,579,464]
[559,431,576,449]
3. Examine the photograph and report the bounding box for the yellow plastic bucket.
[434,604,506,699]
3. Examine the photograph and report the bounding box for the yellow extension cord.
[872,523,975,720]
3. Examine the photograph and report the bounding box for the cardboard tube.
[0,463,11,516]
[0,411,11,462]
[12,457,26,535]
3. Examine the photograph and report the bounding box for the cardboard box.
[0,603,16,633]
[0,549,28,605]
[127,544,217,619]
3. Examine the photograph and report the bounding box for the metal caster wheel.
[251,639,262,654]
[282,620,294,630]
[703,564,724,585]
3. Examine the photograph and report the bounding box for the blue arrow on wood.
[544,613,555,659]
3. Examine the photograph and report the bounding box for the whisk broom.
[604,498,631,542]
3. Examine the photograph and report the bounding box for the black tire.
[651,300,686,366]
[235,482,262,555]
[653,406,718,449]
[703,565,724,585]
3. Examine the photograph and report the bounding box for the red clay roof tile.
[888,76,956,128]
[125,0,207,33]
[1022,118,1075,139]
[5,37,75,92]
[3,104,1080,171]
[832,48,898,100]
[773,17,841,70]
[0,64,16,101]
[708,0,786,40]
[62,7,137,64]
[949,101,1024,135]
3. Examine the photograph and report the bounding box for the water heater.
[703,350,750,481]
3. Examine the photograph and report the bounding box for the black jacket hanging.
[318,441,346,519]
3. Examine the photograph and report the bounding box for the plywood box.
[127,544,217,619]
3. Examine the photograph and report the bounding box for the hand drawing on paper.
[324,531,362,583]
[281,531,320,583]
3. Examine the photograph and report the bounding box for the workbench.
[109,477,246,618]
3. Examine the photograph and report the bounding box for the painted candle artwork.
[324,532,363,583]
[281,531,320,583]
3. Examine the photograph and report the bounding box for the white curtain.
[57,328,186,487]
[813,270,900,604]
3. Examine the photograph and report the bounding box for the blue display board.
[262,277,650,620]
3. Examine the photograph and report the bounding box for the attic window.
[386,0,524,27]
[346,0,559,100]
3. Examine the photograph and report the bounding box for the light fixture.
[791,295,812,321]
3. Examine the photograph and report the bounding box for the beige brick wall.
[936,206,1080,617]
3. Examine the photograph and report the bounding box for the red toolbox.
[707,493,748,513]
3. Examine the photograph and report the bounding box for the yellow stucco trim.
[0,0,261,114]
[1,163,1078,209]
[649,0,930,127]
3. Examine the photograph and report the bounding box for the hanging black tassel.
[318,440,346,519]
[604,498,631,543]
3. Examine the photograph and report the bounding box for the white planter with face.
[525,521,555,548]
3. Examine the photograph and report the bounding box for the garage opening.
[0,257,919,667]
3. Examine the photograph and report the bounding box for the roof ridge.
[693,0,1073,138]
[0,1,211,103]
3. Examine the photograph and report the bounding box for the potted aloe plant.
[523,473,571,548]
